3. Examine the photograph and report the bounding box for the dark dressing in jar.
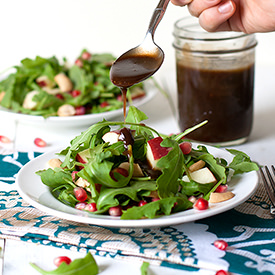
[177,64,254,143]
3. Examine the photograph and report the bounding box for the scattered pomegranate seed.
[194,198,209,210]
[85,202,97,212]
[71,90,81,97]
[75,106,86,116]
[53,256,72,267]
[75,58,83,67]
[215,184,228,193]
[109,206,123,216]
[214,240,228,251]
[75,202,87,210]
[215,270,230,275]
[81,51,92,60]
[0,135,11,144]
[73,187,88,202]
[100,101,109,108]
[139,200,147,207]
[34,138,47,147]
[179,141,192,154]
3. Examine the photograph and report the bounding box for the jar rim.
[173,16,254,41]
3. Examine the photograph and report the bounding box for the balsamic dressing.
[110,53,160,121]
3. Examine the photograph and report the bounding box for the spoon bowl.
[110,0,170,90]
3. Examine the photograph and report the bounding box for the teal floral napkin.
[0,152,274,275]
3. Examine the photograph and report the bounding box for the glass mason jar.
[173,17,258,146]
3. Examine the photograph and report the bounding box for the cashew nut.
[47,158,62,169]
[189,160,205,172]
[57,104,76,117]
[209,191,235,203]
[54,73,73,92]
[75,177,90,188]
[23,91,39,109]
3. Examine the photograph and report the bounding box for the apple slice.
[76,149,91,164]
[146,137,171,170]
[182,167,217,184]
[118,162,144,177]
[102,131,120,145]
[75,149,91,170]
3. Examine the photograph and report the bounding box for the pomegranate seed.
[71,171,78,181]
[73,187,88,202]
[55,93,64,100]
[194,198,209,210]
[75,106,86,116]
[0,135,11,143]
[53,256,72,267]
[139,200,147,207]
[75,58,83,67]
[215,270,229,275]
[81,51,92,60]
[179,142,192,154]
[100,101,109,108]
[34,138,47,147]
[85,202,97,212]
[215,184,228,193]
[71,90,81,97]
[75,202,87,210]
[214,240,228,251]
[109,206,122,216]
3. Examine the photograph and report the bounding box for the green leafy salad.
[36,107,258,220]
[0,50,145,117]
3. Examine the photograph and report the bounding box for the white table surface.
[0,64,274,274]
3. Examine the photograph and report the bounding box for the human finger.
[171,0,193,7]
[188,0,224,17]
[198,0,236,32]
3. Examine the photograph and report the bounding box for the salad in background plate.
[0,49,146,118]
[36,107,259,220]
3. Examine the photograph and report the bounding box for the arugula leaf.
[227,149,259,175]
[141,262,150,275]
[96,181,157,211]
[156,138,183,198]
[30,252,98,275]
[121,196,192,220]
[36,168,73,189]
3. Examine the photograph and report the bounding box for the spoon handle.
[147,0,170,38]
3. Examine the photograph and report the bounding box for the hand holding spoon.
[110,0,170,90]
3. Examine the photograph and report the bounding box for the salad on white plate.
[36,107,259,220]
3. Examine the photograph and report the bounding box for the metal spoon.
[110,0,170,89]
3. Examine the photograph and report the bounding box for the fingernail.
[218,0,234,14]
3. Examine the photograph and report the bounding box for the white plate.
[0,83,156,127]
[16,145,259,228]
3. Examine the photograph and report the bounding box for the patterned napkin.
[0,152,275,275]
